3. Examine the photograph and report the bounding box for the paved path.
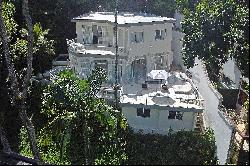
[189,59,232,165]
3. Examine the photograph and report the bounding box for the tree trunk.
[19,107,41,160]
[0,0,41,161]
[0,0,15,154]
[21,0,34,100]
[0,126,11,153]
[19,0,41,160]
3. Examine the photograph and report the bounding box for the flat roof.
[72,12,176,25]
[97,72,204,111]
[120,83,203,110]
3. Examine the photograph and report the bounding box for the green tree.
[176,0,249,82]
[146,0,176,17]
[20,69,128,165]
[0,0,54,160]
[0,0,42,160]
[12,22,55,75]
[26,0,114,55]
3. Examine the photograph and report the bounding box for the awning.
[147,70,170,80]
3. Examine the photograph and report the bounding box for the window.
[137,108,150,118]
[96,26,110,45]
[82,25,92,44]
[130,32,144,43]
[168,111,176,119]
[176,112,183,120]
[168,111,183,120]
[97,26,102,37]
[155,29,167,40]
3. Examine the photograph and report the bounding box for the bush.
[124,128,218,165]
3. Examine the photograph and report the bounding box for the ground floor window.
[137,108,150,118]
[168,111,183,120]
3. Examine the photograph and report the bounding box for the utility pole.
[114,0,119,110]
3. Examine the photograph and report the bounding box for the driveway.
[189,59,232,165]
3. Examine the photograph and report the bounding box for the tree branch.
[20,0,41,161]
[21,0,34,100]
[0,0,19,104]
[0,0,41,161]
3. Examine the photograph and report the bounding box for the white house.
[119,71,204,134]
[69,12,175,83]
[68,12,204,134]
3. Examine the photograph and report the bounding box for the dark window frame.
[155,29,167,40]
[168,111,176,119]
[168,111,183,120]
[137,108,150,118]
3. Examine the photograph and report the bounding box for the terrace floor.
[99,72,204,109]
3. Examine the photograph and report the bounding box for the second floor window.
[82,25,92,44]
[155,29,167,40]
[130,32,144,43]
[97,26,103,37]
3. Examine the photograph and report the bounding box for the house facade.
[69,12,174,83]
[68,12,204,134]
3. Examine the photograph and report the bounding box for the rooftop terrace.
[98,72,204,111]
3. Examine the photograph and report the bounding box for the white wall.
[76,22,113,45]
[124,23,172,57]
[172,11,186,70]
[172,30,185,69]
[122,106,196,135]
[222,58,241,87]
[74,21,174,78]
[75,21,173,58]
[173,11,184,30]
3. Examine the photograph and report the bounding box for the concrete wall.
[68,53,127,82]
[171,11,186,70]
[76,22,173,53]
[173,11,184,30]
[75,21,174,69]
[172,30,185,69]
[123,23,172,57]
[76,22,113,45]
[122,106,196,135]
[222,58,241,87]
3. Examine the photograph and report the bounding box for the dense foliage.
[21,78,219,165]
[2,1,223,165]
[124,128,218,165]
[0,0,54,152]
[176,0,249,82]
[20,69,128,165]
